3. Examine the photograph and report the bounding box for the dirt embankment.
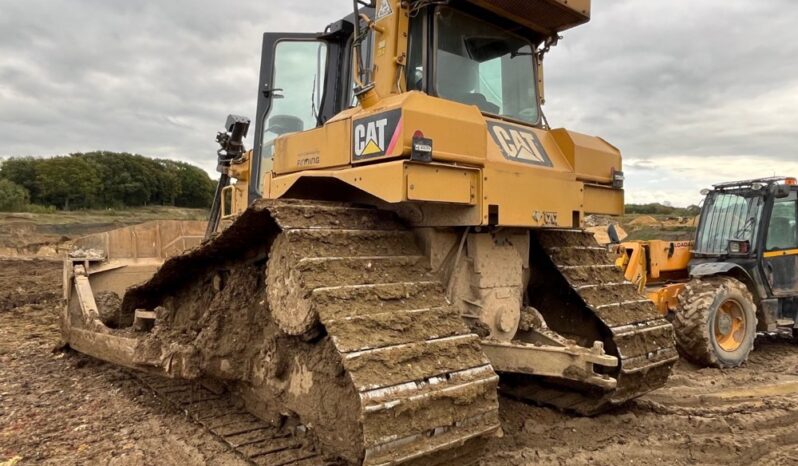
[0,208,208,259]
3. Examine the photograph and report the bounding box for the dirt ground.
[3,260,798,465]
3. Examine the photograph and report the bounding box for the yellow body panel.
[405,164,478,205]
[228,0,622,228]
[483,165,582,227]
[584,185,624,216]
[552,129,622,184]
[260,89,623,227]
[273,119,351,175]
[398,94,488,165]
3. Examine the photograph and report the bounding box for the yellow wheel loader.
[62,1,678,464]
[616,177,798,369]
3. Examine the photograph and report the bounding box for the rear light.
[411,130,433,163]
[785,177,797,186]
[612,169,624,189]
[728,240,750,255]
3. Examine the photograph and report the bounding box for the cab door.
[764,190,798,296]
[250,33,329,201]
[249,22,355,203]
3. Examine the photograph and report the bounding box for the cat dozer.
[62,1,678,464]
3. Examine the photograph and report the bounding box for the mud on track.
[0,260,247,466]
[4,259,798,465]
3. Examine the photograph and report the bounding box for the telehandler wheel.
[674,277,757,368]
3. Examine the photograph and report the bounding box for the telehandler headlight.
[728,240,750,255]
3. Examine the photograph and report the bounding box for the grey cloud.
[0,0,796,201]
[0,0,351,172]
[544,0,798,162]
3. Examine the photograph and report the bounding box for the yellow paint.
[248,1,624,228]
[406,164,477,205]
[272,119,350,175]
[363,139,382,156]
[764,249,798,258]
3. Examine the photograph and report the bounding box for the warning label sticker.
[376,0,393,20]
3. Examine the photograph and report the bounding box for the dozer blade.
[63,200,500,466]
[502,229,679,415]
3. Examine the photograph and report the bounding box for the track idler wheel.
[266,235,321,337]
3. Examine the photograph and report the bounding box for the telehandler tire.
[674,277,757,368]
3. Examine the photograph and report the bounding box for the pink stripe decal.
[386,117,403,155]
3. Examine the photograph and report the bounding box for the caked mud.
[6,261,798,465]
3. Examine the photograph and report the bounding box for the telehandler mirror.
[774,184,791,199]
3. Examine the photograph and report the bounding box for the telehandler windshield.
[434,6,540,124]
[695,192,763,255]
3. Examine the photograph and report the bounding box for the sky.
[1,0,797,207]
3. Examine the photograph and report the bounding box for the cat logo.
[352,109,402,161]
[487,121,553,167]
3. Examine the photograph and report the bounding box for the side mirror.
[262,84,284,99]
[774,184,791,199]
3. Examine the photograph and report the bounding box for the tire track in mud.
[483,337,798,466]
[131,373,330,466]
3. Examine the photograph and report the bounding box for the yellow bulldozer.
[61,1,678,464]
[616,177,798,369]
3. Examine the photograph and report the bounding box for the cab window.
[434,6,539,123]
[261,40,328,177]
[766,193,798,250]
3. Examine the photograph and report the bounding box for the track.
[118,199,501,466]
[134,373,327,466]
[504,230,679,414]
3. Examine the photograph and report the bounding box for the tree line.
[0,152,216,212]
[626,203,701,216]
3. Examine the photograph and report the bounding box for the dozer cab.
[618,177,798,368]
[62,1,678,464]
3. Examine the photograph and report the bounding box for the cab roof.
[465,0,591,36]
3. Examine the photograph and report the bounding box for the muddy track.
[504,230,678,415]
[114,200,500,465]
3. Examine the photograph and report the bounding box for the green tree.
[36,156,101,210]
[0,157,42,201]
[161,160,216,208]
[0,179,30,212]
[1,152,214,210]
